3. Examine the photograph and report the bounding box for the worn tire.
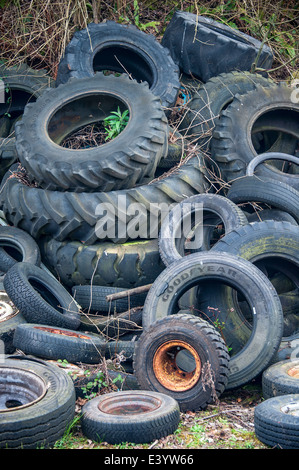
[142,251,284,390]
[227,176,299,223]
[56,21,180,110]
[13,323,106,364]
[3,262,81,329]
[0,225,41,273]
[72,285,147,313]
[0,64,54,180]
[15,73,168,192]
[0,153,210,244]
[81,390,180,444]
[0,356,76,449]
[133,313,229,411]
[40,238,164,289]
[158,193,248,266]
[211,83,299,184]
[208,221,299,356]
[180,71,274,151]
[262,360,299,399]
[254,394,299,449]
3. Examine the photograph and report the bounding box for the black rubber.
[56,20,180,110]
[40,238,164,289]
[15,73,169,193]
[142,251,284,390]
[209,220,299,362]
[246,152,299,177]
[180,71,274,151]
[262,360,299,399]
[227,176,299,224]
[158,193,248,266]
[13,323,106,364]
[244,208,298,225]
[161,12,273,82]
[0,63,54,180]
[0,356,76,449]
[133,313,229,411]
[211,83,299,184]
[80,390,180,444]
[0,225,41,273]
[3,262,81,330]
[0,153,210,244]
[254,394,299,449]
[72,285,147,313]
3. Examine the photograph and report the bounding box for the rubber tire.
[227,176,299,224]
[158,193,248,266]
[15,72,168,192]
[133,313,229,411]
[244,208,298,225]
[262,360,299,399]
[0,225,41,273]
[161,11,273,82]
[254,394,299,449]
[80,390,180,444]
[246,152,299,177]
[211,83,299,184]
[142,251,284,390]
[13,323,106,364]
[72,285,146,313]
[3,262,81,329]
[180,71,274,151]
[209,220,299,357]
[56,20,180,110]
[40,238,164,289]
[0,64,54,180]
[0,356,76,449]
[0,153,210,244]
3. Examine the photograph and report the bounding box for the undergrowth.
[0,0,297,81]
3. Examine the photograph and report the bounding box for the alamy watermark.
[94,198,204,249]
[0,78,4,104]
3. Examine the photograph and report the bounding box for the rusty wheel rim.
[98,393,162,415]
[34,326,90,339]
[287,364,299,379]
[153,340,201,392]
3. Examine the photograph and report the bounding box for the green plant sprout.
[103,106,129,141]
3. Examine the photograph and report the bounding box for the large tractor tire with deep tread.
[0,153,210,244]
[15,73,169,193]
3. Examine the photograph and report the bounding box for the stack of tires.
[0,13,299,449]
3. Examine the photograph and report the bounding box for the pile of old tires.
[0,11,298,449]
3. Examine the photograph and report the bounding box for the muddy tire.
[133,313,229,411]
[0,356,76,449]
[3,262,81,329]
[158,193,248,266]
[142,251,284,390]
[254,394,299,449]
[15,73,168,192]
[0,153,209,244]
[211,84,299,184]
[161,12,273,82]
[56,21,180,110]
[13,323,106,364]
[81,390,180,444]
[180,71,274,151]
